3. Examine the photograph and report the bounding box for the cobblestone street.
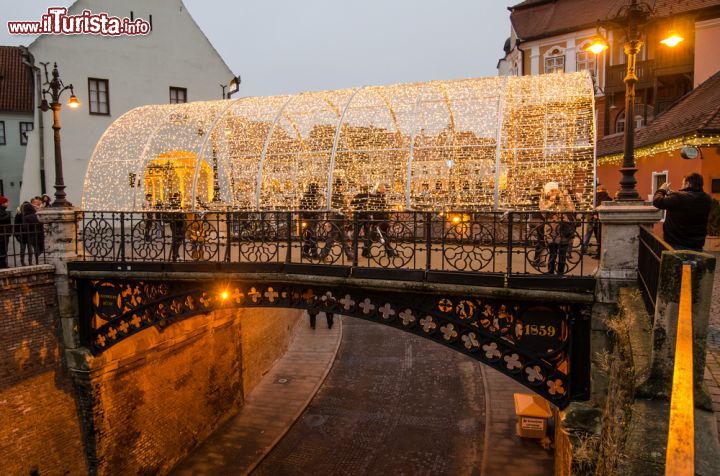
[253,317,553,476]
[704,252,720,441]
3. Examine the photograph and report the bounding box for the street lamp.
[221,75,242,99]
[586,0,683,201]
[39,62,79,208]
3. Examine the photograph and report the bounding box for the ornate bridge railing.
[75,210,600,291]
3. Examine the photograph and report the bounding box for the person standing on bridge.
[0,196,11,269]
[652,173,712,251]
[542,184,576,275]
[300,183,321,259]
[167,193,185,261]
[318,179,354,261]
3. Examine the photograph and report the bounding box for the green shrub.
[709,199,720,236]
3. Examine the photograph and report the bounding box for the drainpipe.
[19,46,47,195]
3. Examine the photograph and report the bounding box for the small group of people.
[300,182,396,261]
[0,194,49,268]
[532,182,612,275]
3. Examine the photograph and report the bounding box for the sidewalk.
[480,367,554,476]
[705,252,720,443]
[172,315,342,475]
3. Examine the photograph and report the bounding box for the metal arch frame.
[190,98,243,212]
[326,86,365,209]
[81,105,154,210]
[257,95,296,210]
[493,76,509,211]
[405,82,432,209]
[437,82,458,208]
[130,104,186,211]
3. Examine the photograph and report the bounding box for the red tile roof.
[510,0,720,41]
[0,46,34,113]
[597,69,720,156]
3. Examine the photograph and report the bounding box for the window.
[615,110,644,134]
[544,47,565,74]
[711,178,720,194]
[652,171,668,194]
[19,122,34,146]
[88,78,110,115]
[0,121,5,145]
[170,87,187,104]
[576,49,596,76]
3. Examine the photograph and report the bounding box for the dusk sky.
[1,0,517,97]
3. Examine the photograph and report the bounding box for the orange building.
[597,70,720,201]
[499,0,720,140]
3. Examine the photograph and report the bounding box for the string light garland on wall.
[597,134,720,166]
[82,72,596,212]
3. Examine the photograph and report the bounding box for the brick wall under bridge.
[0,265,302,475]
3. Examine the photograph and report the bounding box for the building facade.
[499,0,720,139]
[16,0,235,206]
[499,0,720,203]
[0,47,34,207]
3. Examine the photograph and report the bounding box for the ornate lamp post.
[39,62,80,208]
[587,0,684,201]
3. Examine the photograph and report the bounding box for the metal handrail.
[638,225,672,316]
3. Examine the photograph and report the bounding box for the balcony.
[605,59,655,94]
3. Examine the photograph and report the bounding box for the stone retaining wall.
[80,307,301,475]
[0,265,87,475]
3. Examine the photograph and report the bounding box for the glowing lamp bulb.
[660,32,684,48]
[220,290,229,300]
[451,216,461,224]
[586,39,608,55]
[67,94,80,108]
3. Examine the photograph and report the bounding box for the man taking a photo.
[652,173,712,251]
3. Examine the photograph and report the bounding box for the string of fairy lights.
[597,133,720,166]
[82,72,596,212]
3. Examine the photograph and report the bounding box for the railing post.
[595,202,661,303]
[286,212,292,263]
[352,212,359,268]
[425,212,432,272]
[637,251,716,409]
[119,212,126,262]
[506,211,513,280]
[37,207,83,353]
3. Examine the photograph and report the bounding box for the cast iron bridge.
[69,210,599,408]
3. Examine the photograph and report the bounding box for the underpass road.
[253,317,527,476]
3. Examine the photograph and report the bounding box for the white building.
[0,47,34,207]
[19,0,235,206]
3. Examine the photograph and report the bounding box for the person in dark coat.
[166,193,185,261]
[0,196,11,268]
[352,184,395,258]
[318,180,354,261]
[652,173,712,251]
[14,201,44,266]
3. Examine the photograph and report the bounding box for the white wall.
[20,0,234,206]
[0,111,34,207]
